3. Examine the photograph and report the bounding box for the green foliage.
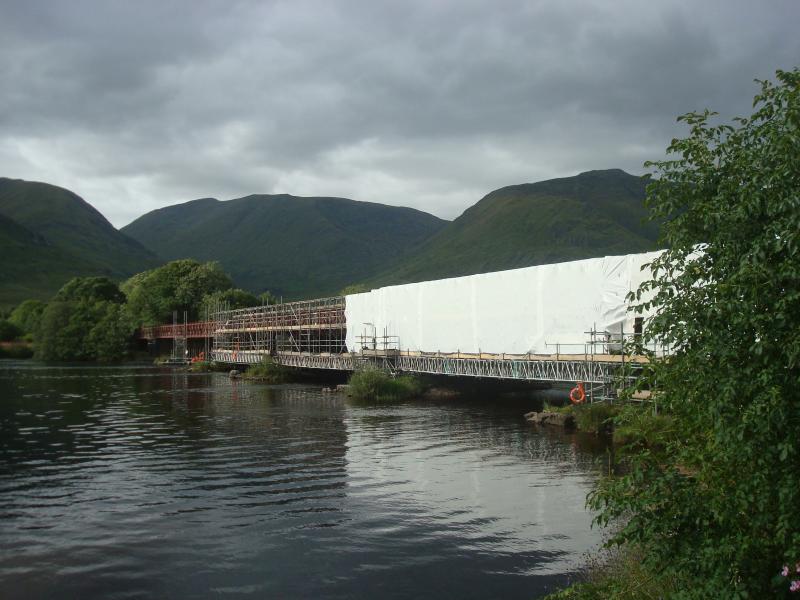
[9,299,46,335]
[258,291,277,305]
[588,69,800,598]
[0,319,23,342]
[372,169,659,286]
[55,276,125,303]
[199,288,261,318]
[340,283,370,295]
[123,259,233,325]
[188,361,227,373]
[121,193,446,299]
[243,357,290,383]
[573,402,618,434]
[540,402,617,434]
[348,367,422,401]
[612,403,676,459]
[36,277,135,362]
[544,544,677,599]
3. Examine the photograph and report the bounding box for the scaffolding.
[200,292,665,402]
[210,296,347,360]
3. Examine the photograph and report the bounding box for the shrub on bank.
[0,342,34,359]
[0,320,23,342]
[348,367,422,401]
[188,360,227,373]
[612,403,676,458]
[243,357,290,383]
[540,401,618,434]
[573,402,618,434]
[544,543,677,599]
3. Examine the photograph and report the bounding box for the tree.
[123,259,233,325]
[199,288,261,318]
[55,277,125,304]
[37,276,134,362]
[0,319,22,342]
[589,69,800,597]
[9,299,46,336]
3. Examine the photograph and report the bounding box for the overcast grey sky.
[1,0,797,227]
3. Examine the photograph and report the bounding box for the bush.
[188,360,226,373]
[541,401,617,433]
[348,367,422,401]
[8,300,45,336]
[0,319,22,342]
[544,544,678,599]
[573,402,618,434]
[612,403,676,458]
[588,69,800,597]
[0,343,34,359]
[243,357,290,383]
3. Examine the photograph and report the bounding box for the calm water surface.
[0,362,608,599]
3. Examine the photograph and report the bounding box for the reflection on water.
[0,362,607,599]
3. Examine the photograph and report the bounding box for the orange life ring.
[569,381,586,404]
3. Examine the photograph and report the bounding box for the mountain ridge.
[0,178,159,307]
[367,169,659,287]
[122,193,448,299]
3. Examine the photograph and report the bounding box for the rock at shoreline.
[525,410,575,429]
[229,369,241,379]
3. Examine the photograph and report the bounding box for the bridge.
[139,251,664,401]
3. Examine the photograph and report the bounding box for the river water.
[0,362,608,599]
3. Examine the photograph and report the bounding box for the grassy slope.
[0,214,95,307]
[122,194,447,298]
[372,169,659,285]
[0,178,159,307]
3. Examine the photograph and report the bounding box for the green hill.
[371,169,660,286]
[122,194,447,299]
[0,178,159,307]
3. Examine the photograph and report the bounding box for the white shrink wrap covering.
[345,250,662,355]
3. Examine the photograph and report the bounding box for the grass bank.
[544,543,675,599]
[543,401,681,598]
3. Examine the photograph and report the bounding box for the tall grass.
[243,357,290,383]
[541,401,618,434]
[348,367,422,401]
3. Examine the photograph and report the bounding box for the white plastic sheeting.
[345,250,662,354]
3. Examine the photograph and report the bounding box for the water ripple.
[0,363,607,599]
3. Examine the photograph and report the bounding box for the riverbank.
[0,341,33,359]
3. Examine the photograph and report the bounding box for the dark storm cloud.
[1,0,798,226]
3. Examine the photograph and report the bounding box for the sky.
[1,0,798,227]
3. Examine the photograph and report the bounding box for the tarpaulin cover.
[344,250,662,354]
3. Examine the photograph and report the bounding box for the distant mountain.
[370,169,660,286]
[122,194,447,299]
[0,178,159,307]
